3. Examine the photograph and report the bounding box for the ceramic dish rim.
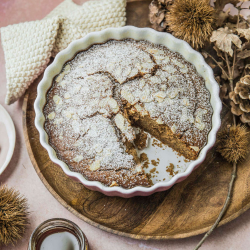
[34,26,222,197]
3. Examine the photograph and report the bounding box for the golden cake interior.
[124,103,198,161]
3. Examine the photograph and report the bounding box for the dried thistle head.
[166,0,214,49]
[0,185,29,246]
[216,124,249,163]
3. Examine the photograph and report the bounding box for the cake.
[43,39,212,188]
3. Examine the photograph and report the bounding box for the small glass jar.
[28,218,88,250]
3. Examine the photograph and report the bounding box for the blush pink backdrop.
[1,1,250,250]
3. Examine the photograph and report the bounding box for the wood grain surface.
[22,1,250,240]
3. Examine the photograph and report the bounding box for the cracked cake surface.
[43,39,213,188]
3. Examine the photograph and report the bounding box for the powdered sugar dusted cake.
[44,39,212,188]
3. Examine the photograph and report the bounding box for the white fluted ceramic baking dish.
[34,26,222,198]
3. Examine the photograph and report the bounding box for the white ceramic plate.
[0,104,16,175]
[34,26,222,198]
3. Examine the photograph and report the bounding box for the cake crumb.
[152,138,163,148]
[140,152,148,162]
[110,181,118,187]
[166,163,175,176]
[146,173,153,185]
[134,130,148,149]
[150,167,156,173]
[151,159,158,166]
[140,153,149,168]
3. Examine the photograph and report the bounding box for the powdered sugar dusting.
[44,39,212,188]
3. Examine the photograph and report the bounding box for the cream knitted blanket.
[1,0,126,105]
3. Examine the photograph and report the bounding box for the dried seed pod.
[0,186,29,246]
[166,0,215,49]
[229,75,250,126]
[216,124,249,163]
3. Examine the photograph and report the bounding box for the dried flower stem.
[232,50,236,83]
[241,68,246,78]
[194,161,237,250]
[237,2,244,28]
[195,11,243,247]
[205,50,236,125]
[205,53,229,79]
[224,52,236,125]
[225,53,232,79]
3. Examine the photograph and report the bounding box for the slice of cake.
[43,39,212,188]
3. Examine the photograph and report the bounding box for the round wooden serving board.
[22,1,250,240]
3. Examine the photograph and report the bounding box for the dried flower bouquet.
[149,0,250,249]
